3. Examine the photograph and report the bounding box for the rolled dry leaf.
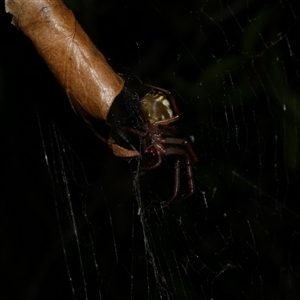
[5,0,139,157]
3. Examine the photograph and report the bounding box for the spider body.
[134,85,198,206]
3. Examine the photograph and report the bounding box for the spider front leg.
[169,158,180,204]
[163,145,196,205]
[143,145,163,170]
[163,137,198,163]
[177,152,196,202]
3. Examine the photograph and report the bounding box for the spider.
[126,85,198,206]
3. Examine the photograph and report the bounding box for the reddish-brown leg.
[144,150,163,170]
[163,138,198,163]
[167,158,180,204]
[163,145,196,204]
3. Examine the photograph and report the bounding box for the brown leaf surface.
[5,0,139,157]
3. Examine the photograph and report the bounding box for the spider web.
[1,0,300,299]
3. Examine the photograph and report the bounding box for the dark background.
[1,0,300,299]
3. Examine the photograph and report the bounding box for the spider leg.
[122,126,147,136]
[145,150,162,170]
[180,153,196,201]
[163,144,196,204]
[167,158,180,205]
[163,138,198,163]
[169,151,196,205]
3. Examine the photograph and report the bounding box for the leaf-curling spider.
[127,85,198,206]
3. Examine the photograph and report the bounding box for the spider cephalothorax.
[132,85,198,206]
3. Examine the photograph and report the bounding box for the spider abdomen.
[140,91,173,124]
